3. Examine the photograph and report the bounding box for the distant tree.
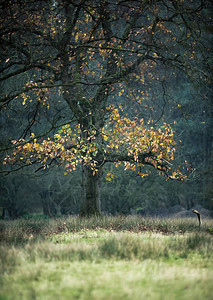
[35,169,81,216]
[0,0,212,215]
[0,174,32,218]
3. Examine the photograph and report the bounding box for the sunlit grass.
[0,216,213,299]
[1,259,212,300]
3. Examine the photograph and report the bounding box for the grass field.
[0,216,213,300]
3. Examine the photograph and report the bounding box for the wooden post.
[192,209,202,227]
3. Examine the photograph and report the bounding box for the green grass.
[0,216,213,300]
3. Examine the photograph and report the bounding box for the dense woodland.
[0,0,212,218]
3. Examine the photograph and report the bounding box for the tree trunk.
[80,165,102,216]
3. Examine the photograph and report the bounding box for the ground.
[0,216,213,300]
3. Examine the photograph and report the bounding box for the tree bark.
[80,165,102,216]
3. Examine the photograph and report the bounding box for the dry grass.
[0,215,212,245]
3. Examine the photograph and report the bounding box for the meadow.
[0,215,213,300]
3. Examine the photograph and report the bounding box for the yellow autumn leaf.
[22,93,27,105]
